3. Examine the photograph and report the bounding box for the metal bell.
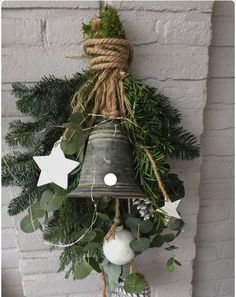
[69,121,147,199]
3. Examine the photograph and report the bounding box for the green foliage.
[130,238,150,252]
[167,257,182,272]
[40,190,65,212]
[82,5,125,39]
[123,75,200,204]
[74,260,93,279]
[0,6,200,291]
[124,273,145,294]
[3,73,85,215]
[102,260,121,291]
[20,214,41,233]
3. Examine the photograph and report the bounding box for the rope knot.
[83,38,133,71]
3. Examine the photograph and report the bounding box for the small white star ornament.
[157,199,181,224]
[33,140,79,190]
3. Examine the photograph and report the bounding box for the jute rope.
[71,37,133,124]
[105,198,121,240]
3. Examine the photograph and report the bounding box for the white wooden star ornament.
[157,199,181,223]
[33,140,79,190]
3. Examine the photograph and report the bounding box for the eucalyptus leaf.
[124,273,145,293]
[74,260,92,279]
[60,139,77,155]
[167,257,175,272]
[80,230,97,243]
[162,233,175,243]
[165,245,178,251]
[140,220,153,234]
[125,217,141,228]
[174,259,182,266]
[150,235,164,248]
[40,190,65,212]
[130,238,150,252]
[29,201,46,218]
[97,212,109,221]
[70,112,85,124]
[20,215,41,233]
[102,261,121,291]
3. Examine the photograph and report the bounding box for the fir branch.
[5,118,56,147]
[2,151,39,186]
[8,185,47,216]
[12,73,84,121]
[168,127,201,160]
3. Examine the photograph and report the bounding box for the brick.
[131,45,209,80]
[119,10,212,46]
[2,46,88,83]
[162,12,211,46]
[2,187,12,206]
[202,129,234,156]
[222,241,234,260]
[2,205,15,228]
[198,205,226,223]
[220,278,234,295]
[151,281,192,297]
[194,259,234,281]
[2,286,24,297]
[2,268,22,287]
[119,10,159,45]
[107,1,214,13]
[2,18,42,47]
[204,107,234,130]
[136,260,193,285]
[15,228,49,252]
[211,15,235,46]
[209,47,234,78]
[2,1,99,9]
[207,78,234,104]
[200,180,234,200]
[47,11,97,46]
[2,248,20,269]
[201,156,234,181]
[20,250,61,275]
[195,241,221,262]
[68,293,101,297]
[193,280,221,297]
[144,79,207,111]
[22,272,100,296]
[2,228,17,249]
[197,220,234,242]
[136,237,195,266]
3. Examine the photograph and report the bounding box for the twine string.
[105,198,121,241]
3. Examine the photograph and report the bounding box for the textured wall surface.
[2,1,214,297]
[193,2,234,297]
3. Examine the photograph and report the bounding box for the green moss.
[82,5,126,39]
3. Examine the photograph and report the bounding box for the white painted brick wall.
[193,2,234,297]
[2,1,214,297]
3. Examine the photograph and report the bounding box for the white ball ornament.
[103,226,135,265]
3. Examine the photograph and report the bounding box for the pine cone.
[112,280,151,297]
[132,198,153,221]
